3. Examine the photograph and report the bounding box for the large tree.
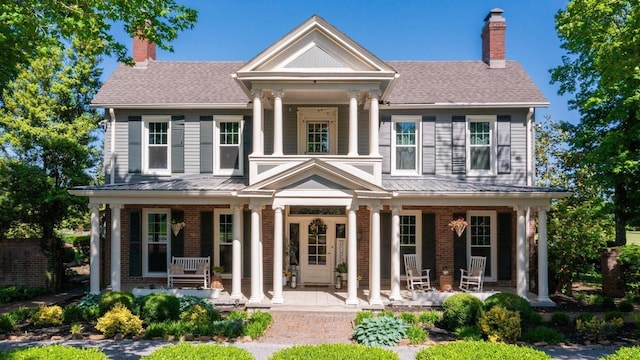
[0,0,197,96]
[551,0,640,245]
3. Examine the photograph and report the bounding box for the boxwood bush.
[601,346,640,360]
[484,292,540,326]
[269,344,399,360]
[99,291,135,315]
[141,343,254,360]
[415,341,551,359]
[522,326,565,345]
[479,306,521,343]
[440,293,484,330]
[0,345,106,359]
[140,293,180,323]
[95,303,143,338]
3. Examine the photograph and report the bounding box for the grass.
[627,231,640,246]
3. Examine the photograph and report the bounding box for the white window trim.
[399,210,422,279]
[466,115,497,176]
[143,115,171,175]
[213,208,234,279]
[297,107,338,155]
[142,208,171,277]
[466,210,497,282]
[214,115,244,176]
[391,115,422,176]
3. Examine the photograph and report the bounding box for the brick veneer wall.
[0,238,49,288]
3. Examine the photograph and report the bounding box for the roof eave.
[383,102,549,110]
[392,190,571,199]
[89,103,250,110]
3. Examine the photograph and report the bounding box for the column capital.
[368,89,381,100]
[391,205,401,214]
[232,203,245,212]
[347,90,360,98]
[271,89,284,98]
[272,205,285,212]
[109,203,122,210]
[368,203,383,212]
[88,203,100,210]
[250,89,263,99]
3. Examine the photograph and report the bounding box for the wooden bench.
[167,256,210,288]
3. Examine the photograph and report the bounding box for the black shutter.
[497,212,513,280]
[128,116,142,173]
[497,115,512,174]
[379,115,392,174]
[129,210,142,276]
[422,213,436,280]
[452,212,467,280]
[200,211,213,258]
[171,115,185,173]
[200,116,213,173]
[451,116,466,174]
[243,115,252,175]
[380,211,392,279]
[422,116,436,175]
[171,210,184,258]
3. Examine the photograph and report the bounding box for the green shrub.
[140,293,180,323]
[352,315,408,346]
[179,304,209,323]
[605,311,625,322]
[618,300,635,313]
[5,307,36,325]
[244,311,272,339]
[406,324,428,344]
[30,305,63,327]
[226,309,248,321]
[602,296,616,309]
[141,343,254,360]
[484,292,539,326]
[415,341,551,359]
[454,325,482,341]
[440,293,484,330]
[576,316,624,342]
[549,312,571,326]
[65,234,90,262]
[418,310,440,326]
[270,344,399,360]
[354,310,374,326]
[0,285,48,305]
[143,322,168,339]
[62,305,85,324]
[0,345,106,359]
[377,310,395,318]
[212,319,244,338]
[95,303,143,338]
[601,346,640,360]
[99,291,135,315]
[0,314,15,334]
[479,306,521,343]
[522,326,565,345]
[618,245,640,296]
[178,296,215,314]
[574,312,595,323]
[399,311,417,325]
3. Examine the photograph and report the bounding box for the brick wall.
[0,238,49,288]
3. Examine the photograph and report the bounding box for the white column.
[251,90,263,156]
[348,91,359,156]
[369,91,380,156]
[272,90,284,156]
[249,204,262,303]
[272,205,284,304]
[525,207,531,293]
[369,204,383,305]
[346,205,359,305]
[537,208,552,304]
[231,204,243,300]
[390,206,402,300]
[516,206,527,298]
[110,204,122,292]
[89,203,100,294]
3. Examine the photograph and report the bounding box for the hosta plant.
[352,315,408,346]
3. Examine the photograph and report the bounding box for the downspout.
[526,107,534,186]
[109,108,116,185]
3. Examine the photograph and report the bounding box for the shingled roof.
[91,60,547,108]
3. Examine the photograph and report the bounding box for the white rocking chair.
[403,254,431,291]
[459,256,486,292]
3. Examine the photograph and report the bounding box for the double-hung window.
[391,116,420,175]
[214,209,234,277]
[297,107,338,155]
[214,115,243,175]
[142,209,170,276]
[143,115,171,174]
[467,116,496,175]
[467,210,497,280]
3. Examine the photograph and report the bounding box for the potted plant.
[442,266,451,275]
[335,262,347,274]
[211,266,224,290]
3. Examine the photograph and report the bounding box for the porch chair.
[403,254,431,291]
[459,256,486,292]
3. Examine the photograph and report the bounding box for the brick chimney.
[133,36,156,63]
[481,8,506,68]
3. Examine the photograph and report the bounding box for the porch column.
[346,205,359,305]
[272,205,284,304]
[249,204,263,303]
[231,204,243,300]
[110,203,122,292]
[537,207,552,304]
[251,90,263,156]
[348,91,358,156]
[390,206,402,301]
[89,203,100,294]
[369,204,383,305]
[272,90,283,156]
[516,206,527,298]
[369,91,380,156]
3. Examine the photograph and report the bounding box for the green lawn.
[628,231,640,245]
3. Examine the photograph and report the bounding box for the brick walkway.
[257,311,355,345]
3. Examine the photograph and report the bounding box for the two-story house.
[72,9,567,306]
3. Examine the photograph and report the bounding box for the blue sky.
[102,0,576,123]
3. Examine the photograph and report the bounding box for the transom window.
[142,209,170,276]
[214,115,243,175]
[467,211,497,280]
[143,116,171,174]
[297,107,338,155]
[467,116,496,175]
[391,116,421,175]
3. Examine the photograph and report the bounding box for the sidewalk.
[0,286,86,314]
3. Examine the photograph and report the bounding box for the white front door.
[299,218,342,284]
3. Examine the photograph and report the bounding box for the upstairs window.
[391,116,420,175]
[307,122,329,153]
[467,116,496,175]
[214,115,243,175]
[143,116,171,174]
[297,107,338,155]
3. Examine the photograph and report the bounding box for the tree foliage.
[0,0,197,96]
[551,0,640,245]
